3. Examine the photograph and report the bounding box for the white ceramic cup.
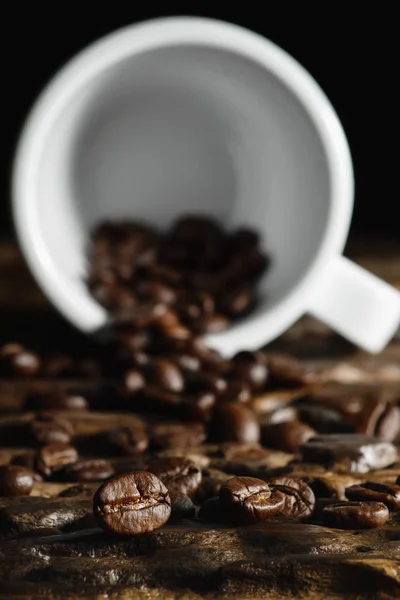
[12,17,400,356]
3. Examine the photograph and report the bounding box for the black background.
[2,5,398,236]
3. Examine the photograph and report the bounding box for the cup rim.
[12,16,354,351]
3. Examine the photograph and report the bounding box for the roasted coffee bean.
[11,454,43,481]
[170,495,196,520]
[167,352,201,372]
[25,391,89,411]
[262,421,316,453]
[231,351,269,391]
[184,392,216,422]
[1,348,41,377]
[105,426,149,455]
[267,354,317,387]
[198,496,230,523]
[30,412,74,446]
[221,286,254,317]
[184,371,227,395]
[300,434,398,473]
[150,359,184,393]
[35,443,78,478]
[312,497,347,521]
[154,307,181,329]
[345,482,400,511]
[213,403,260,444]
[196,314,230,334]
[267,477,315,520]
[142,386,181,410]
[93,470,171,535]
[136,279,177,304]
[0,465,35,496]
[310,392,364,419]
[261,406,298,425]
[124,369,146,395]
[146,263,182,285]
[61,459,115,482]
[356,399,400,441]
[0,342,24,358]
[219,476,285,524]
[159,322,192,341]
[321,501,389,529]
[148,456,202,500]
[220,444,272,473]
[115,328,150,352]
[219,380,252,404]
[296,403,351,434]
[151,422,206,449]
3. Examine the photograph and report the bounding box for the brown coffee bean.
[30,413,74,446]
[267,477,315,520]
[184,371,227,395]
[261,406,299,425]
[93,470,171,535]
[147,263,182,285]
[136,279,177,304]
[105,426,149,455]
[142,386,181,410]
[35,443,78,478]
[25,391,89,411]
[262,421,316,453]
[213,403,260,444]
[61,459,115,482]
[221,286,255,317]
[115,328,150,352]
[345,482,400,511]
[219,476,285,524]
[167,353,201,372]
[296,402,349,434]
[219,380,252,404]
[0,465,35,496]
[356,399,400,441]
[220,444,271,472]
[309,392,364,419]
[150,359,184,393]
[151,422,206,449]
[148,456,202,500]
[124,369,146,395]
[1,348,41,377]
[300,434,398,473]
[321,501,389,529]
[184,392,216,422]
[267,354,317,387]
[11,454,43,481]
[231,352,269,391]
[196,314,230,334]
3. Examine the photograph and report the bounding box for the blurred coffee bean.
[322,501,389,529]
[231,351,269,391]
[150,359,184,393]
[142,386,182,411]
[61,459,115,482]
[261,406,298,425]
[267,355,317,387]
[136,279,177,304]
[11,454,43,481]
[221,286,255,317]
[25,391,89,412]
[356,398,400,441]
[296,403,352,433]
[167,353,200,372]
[196,314,229,334]
[219,380,252,404]
[184,371,227,395]
[0,343,24,358]
[0,465,35,496]
[1,348,41,377]
[123,369,146,395]
[148,456,202,500]
[184,392,216,422]
[105,426,149,456]
[213,403,260,444]
[35,443,78,478]
[151,422,206,449]
[262,421,316,453]
[345,482,400,511]
[30,412,74,446]
[43,353,76,377]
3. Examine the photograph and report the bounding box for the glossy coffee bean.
[184,371,227,395]
[166,352,200,372]
[1,348,41,377]
[105,426,149,456]
[214,403,260,444]
[219,476,285,524]
[148,456,202,500]
[30,412,74,446]
[300,434,398,473]
[0,465,35,496]
[151,422,206,449]
[321,501,389,529]
[356,399,400,441]
[25,391,89,412]
[142,386,181,410]
[231,352,269,391]
[219,380,252,404]
[124,369,146,395]
[150,359,184,393]
[196,314,230,334]
[61,459,115,482]
[262,421,316,453]
[184,392,216,422]
[93,471,171,535]
[267,477,315,520]
[345,482,400,511]
[35,443,78,478]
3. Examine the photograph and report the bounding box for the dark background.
[2,5,397,236]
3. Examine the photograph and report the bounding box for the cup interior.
[15,29,341,353]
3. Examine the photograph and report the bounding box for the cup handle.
[307,256,400,353]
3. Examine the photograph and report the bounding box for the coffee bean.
[267,477,315,520]
[124,369,146,395]
[267,355,317,387]
[148,456,202,500]
[146,263,182,285]
[321,501,389,529]
[105,426,149,455]
[184,392,216,422]
[136,280,177,304]
[220,444,272,472]
[61,459,115,482]
[30,412,74,446]
[219,380,252,404]
[35,443,78,478]
[196,314,230,334]
[0,465,35,496]
[151,422,206,449]
[184,371,227,395]
[261,406,298,425]
[213,403,260,444]
[345,482,400,511]
[11,454,43,481]
[170,495,196,520]
[356,399,400,441]
[221,286,255,317]
[25,391,89,411]
[150,359,184,393]
[1,348,41,377]
[311,392,364,419]
[219,476,285,524]
[93,470,171,535]
[115,328,150,352]
[167,352,201,372]
[231,352,269,391]
[262,421,316,453]
[300,434,398,473]
[142,386,181,410]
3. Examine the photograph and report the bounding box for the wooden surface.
[0,237,399,600]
